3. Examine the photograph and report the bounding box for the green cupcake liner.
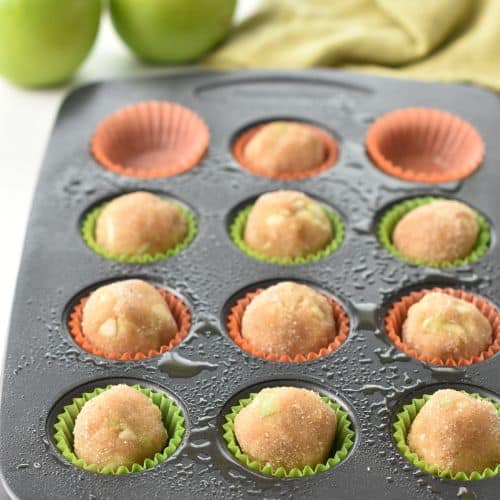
[393,392,500,480]
[223,393,355,477]
[378,197,490,268]
[53,384,185,474]
[82,201,197,264]
[230,205,345,265]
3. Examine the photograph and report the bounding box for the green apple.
[110,0,236,63]
[0,0,101,87]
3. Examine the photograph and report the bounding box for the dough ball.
[244,121,325,175]
[408,389,500,474]
[241,281,336,357]
[234,387,336,471]
[402,292,492,361]
[95,191,187,256]
[393,200,479,264]
[74,385,168,470]
[82,279,178,356]
[244,190,332,259]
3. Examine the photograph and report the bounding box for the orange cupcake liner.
[91,101,210,178]
[232,122,338,180]
[366,108,484,184]
[68,288,191,361]
[226,288,350,362]
[385,287,500,366]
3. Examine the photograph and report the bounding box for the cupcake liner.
[385,287,500,366]
[393,392,500,480]
[53,384,185,474]
[68,287,191,361]
[378,197,490,268]
[82,201,197,264]
[232,122,338,180]
[227,289,350,362]
[230,205,344,265]
[366,108,484,183]
[91,101,210,178]
[223,393,355,477]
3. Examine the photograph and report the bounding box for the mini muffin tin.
[1,70,499,499]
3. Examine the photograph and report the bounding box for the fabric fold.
[206,0,500,91]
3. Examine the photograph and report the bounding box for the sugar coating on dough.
[95,191,187,256]
[244,121,325,175]
[393,200,479,263]
[234,387,336,471]
[82,279,178,356]
[241,281,336,357]
[74,385,168,470]
[244,190,332,259]
[407,389,500,474]
[402,292,492,361]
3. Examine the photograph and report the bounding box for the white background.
[0,1,260,367]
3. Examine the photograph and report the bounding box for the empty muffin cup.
[53,384,185,474]
[223,392,354,477]
[81,200,197,264]
[384,287,500,366]
[232,122,338,180]
[91,101,210,178]
[230,205,344,265]
[377,197,490,268]
[393,392,499,480]
[366,108,484,183]
[227,288,349,362]
[68,287,191,361]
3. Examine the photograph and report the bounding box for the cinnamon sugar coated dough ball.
[393,200,479,263]
[95,191,187,256]
[402,292,492,361]
[407,389,500,474]
[73,385,168,470]
[244,121,325,175]
[234,387,336,471]
[82,279,178,356]
[244,191,332,259]
[241,282,336,357]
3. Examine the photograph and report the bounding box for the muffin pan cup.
[91,101,210,178]
[1,70,500,499]
[232,122,339,180]
[230,204,345,265]
[222,393,355,477]
[82,200,197,263]
[226,287,350,362]
[365,108,485,184]
[393,392,500,480]
[68,287,192,361]
[384,287,500,366]
[53,384,186,474]
[377,196,491,268]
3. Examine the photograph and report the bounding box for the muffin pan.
[1,70,499,499]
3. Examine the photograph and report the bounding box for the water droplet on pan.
[429,365,465,382]
[457,487,477,500]
[158,351,218,378]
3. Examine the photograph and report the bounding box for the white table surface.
[0,1,260,371]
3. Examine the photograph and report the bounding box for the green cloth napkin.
[206,0,500,91]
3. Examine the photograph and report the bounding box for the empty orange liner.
[385,287,500,366]
[227,289,349,362]
[232,122,338,180]
[91,101,210,178]
[366,108,484,184]
[68,288,191,361]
